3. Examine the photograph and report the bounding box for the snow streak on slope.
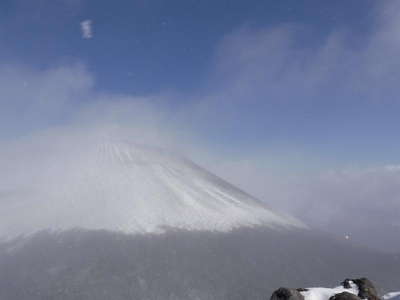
[0,139,304,237]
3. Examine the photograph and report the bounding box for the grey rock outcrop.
[270,288,305,300]
[271,278,382,300]
[330,292,361,300]
[342,278,380,300]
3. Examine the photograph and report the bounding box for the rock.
[271,277,382,300]
[270,288,305,300]
[342,279,353,289]
[342,278,380,300]
[330,292,361,300]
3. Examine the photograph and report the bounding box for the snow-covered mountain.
[1,137,399,300]
[0,139,303,238]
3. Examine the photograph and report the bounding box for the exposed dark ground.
[0,227,399,300]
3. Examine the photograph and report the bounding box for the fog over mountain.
[0,132,399,300]
[1,0,400,252]
[0,1,400,299]
[0,134,303,238]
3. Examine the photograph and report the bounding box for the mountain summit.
[0,140,303,237]
[1,139,399,300]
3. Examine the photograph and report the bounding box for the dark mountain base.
[0,227,399,300]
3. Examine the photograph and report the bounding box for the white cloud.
[207,1,400,106]
[209,160,400,252]
[0,64,93,138]
[1,2,400,251]
[80,19,93,39]
[0,54,399,252]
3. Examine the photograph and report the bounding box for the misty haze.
[0,1,399,300]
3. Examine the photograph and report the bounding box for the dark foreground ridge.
[1,228,399,300]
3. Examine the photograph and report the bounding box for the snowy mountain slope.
[0,139,304,237]
[1,136,399,300]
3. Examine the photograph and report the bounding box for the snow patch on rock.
[300,281,359,300]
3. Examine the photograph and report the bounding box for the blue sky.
[1,0,376,94]
[1,0,398,168]
[1,0,400,250]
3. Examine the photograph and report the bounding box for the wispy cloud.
[0,2,400,251]
[80,19,93,39]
